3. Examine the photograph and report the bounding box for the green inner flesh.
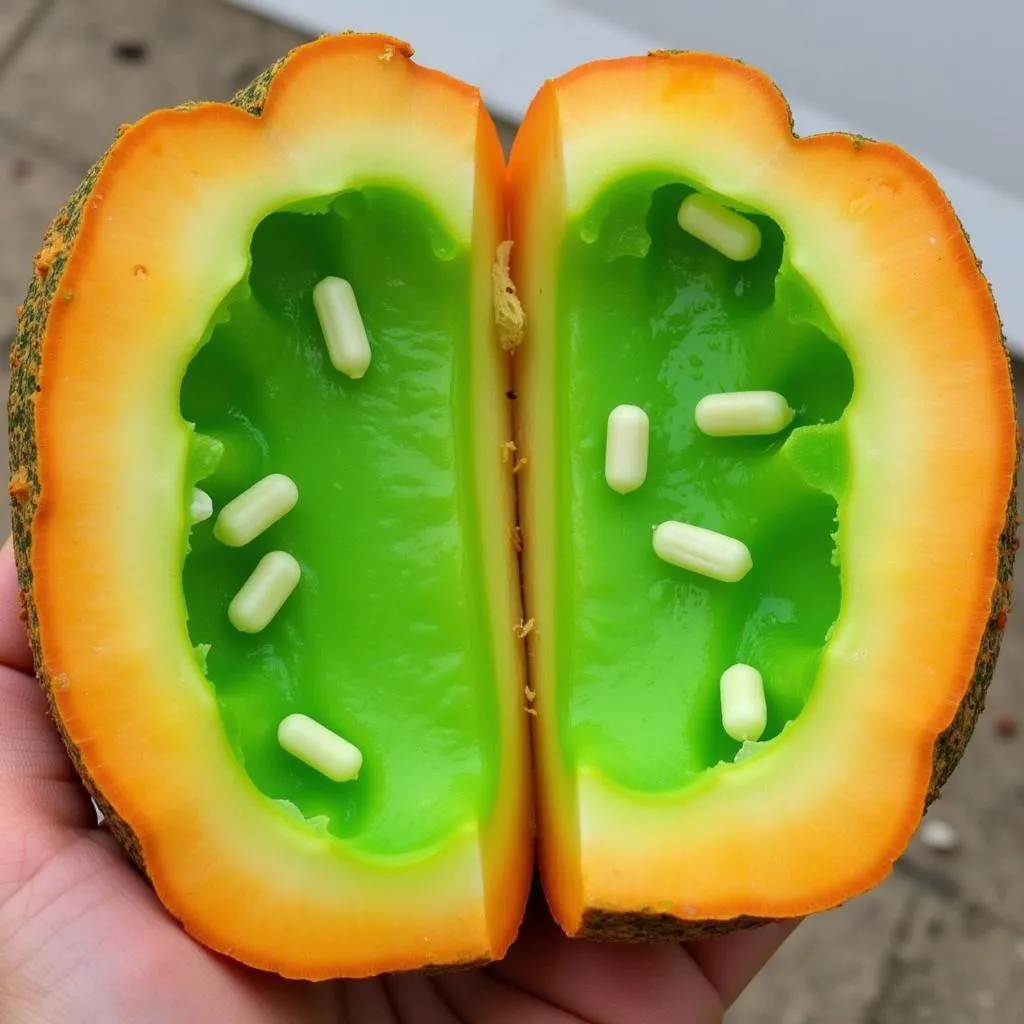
[557,177,853,791]
[181,188,499,856]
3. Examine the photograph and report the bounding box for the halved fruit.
[8,34,530,979]
[9,34,1017,978]
[509,53,1017,938]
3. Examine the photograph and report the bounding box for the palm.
[0,544,792,1023]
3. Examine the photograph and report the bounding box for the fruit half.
[509,52,1017,939]
[8,34,530,979]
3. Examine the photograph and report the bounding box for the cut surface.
[11,35,530,979]
[557,177,852,786]
[509,52,1015,935]
[181,187,502,855]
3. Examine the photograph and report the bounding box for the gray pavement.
[0,2,1021,1019]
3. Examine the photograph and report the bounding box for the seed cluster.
[602,195,796,747]
[191,276,374,784]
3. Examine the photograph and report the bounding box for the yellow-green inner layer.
[180,188,499,856]
[557,177,853,791]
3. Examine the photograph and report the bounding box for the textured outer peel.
[508,52,1018,940]
[8,34,531,979]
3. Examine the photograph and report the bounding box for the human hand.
[0,539,794,1023]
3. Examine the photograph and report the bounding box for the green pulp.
[557,178,853,791]
[180,188,499,856]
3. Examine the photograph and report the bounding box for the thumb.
[0,536,35,675]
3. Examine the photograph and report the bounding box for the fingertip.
[0,536,35,674]
[686,918,802,1008]
[495,906,723,1024]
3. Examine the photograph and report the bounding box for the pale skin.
[0,540,796,1023]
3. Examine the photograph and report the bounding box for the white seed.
[278,713,362,782]
[918,817,960,854]
[677,193,762,261]
[214,473,298,547]
[720,663,767,742]
[652,521,752,582]
[695,391,795,437]
[312,276,372,379]
[605,404,650,494]
[189,487,213,524]
[228,550,301,633]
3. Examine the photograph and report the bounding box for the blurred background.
[0,1,1021,1020]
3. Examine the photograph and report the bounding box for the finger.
[0,539,34,673]
[0,661,90,793]
[1,827,339,1024]
[384,974,462,1024]
[0,540,93,830]
[685,919,800,1008]
[342,978,399,1023]
[494,910,722,1024]
[434,969,585,1024]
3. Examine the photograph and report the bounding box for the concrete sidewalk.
[0,2,1021,1019]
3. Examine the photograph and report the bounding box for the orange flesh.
[509,53,1014,931]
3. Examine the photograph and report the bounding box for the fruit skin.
[509,51,1019,942]
[8,33,530,979]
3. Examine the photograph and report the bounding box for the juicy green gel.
[556,178,853,792]
[180,187,499,856]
